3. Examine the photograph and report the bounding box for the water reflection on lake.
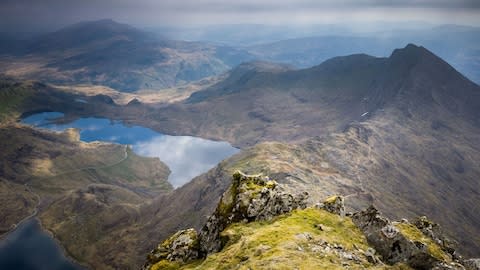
[22,112,239,187]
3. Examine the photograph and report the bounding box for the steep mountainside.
[0,19,253,92]
[134,44,479,148]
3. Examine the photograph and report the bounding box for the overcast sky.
[1,0,479,32]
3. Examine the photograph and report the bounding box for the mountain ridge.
[144,172,478,270]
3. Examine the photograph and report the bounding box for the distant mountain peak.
[61,19,137,33]
[389,43,433,63]
[27,19,148,54]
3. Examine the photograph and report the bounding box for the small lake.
[22,112,239,188]
[0,219,84,270]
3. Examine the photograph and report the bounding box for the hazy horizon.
[1,0,479,33]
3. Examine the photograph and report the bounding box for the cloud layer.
[1,0,479,31]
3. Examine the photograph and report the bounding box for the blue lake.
[0,219,84,270]
[22,112,239,188]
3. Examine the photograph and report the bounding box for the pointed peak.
[390,43,427,56]
[387,43,445,72]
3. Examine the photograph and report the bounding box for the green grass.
[165,208,384,270]
[148,208,414,269]
[0,82,32,122]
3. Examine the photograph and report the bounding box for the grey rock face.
[414,216,457,256]
[145,171,309,267]
[316,195,345,217]
[352,206,450,269]
[199,171,308,255]
[144,228,199,269]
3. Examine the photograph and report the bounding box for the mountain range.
[2,20,479,93]
[247,25,480,85]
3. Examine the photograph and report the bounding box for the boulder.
[199,171,308,254]
[414,216,457,256]
[144,228,199,269]
[145,171,309,268]
[352,206,455,269]
[317,195,345,216]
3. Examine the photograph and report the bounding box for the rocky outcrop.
[146,229,199,264]
[316,195,345,216]
[144,171,479,270]
[143,171,308,269]
[199,171,308,255]
[352,206,465,269]
[414,216,458,258]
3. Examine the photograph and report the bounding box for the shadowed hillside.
[0,20,253,92]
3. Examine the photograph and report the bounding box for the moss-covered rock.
[144,228,199,269]
[413,216,458,258]
[144,171,309,269]
[199,171,308,255]
[352,206,464,269]
[144,172,475,270]
[317,195,345,216]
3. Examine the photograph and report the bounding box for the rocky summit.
[144,172,479,270]
[143,171,309,269]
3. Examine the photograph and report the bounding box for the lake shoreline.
[22,111,240,188]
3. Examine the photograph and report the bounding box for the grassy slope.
[0,78,34,123]
[153,208,411,270]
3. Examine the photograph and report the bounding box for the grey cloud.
[0,0,479,32]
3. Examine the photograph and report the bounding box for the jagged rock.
[145,171,309,268]
[316,195,345,217]
[144,228,199,269]
[143,171,476,270]
[381,224,399,238]
[198,171,308,255]
[414,216,457,256]
[352,205,454,269]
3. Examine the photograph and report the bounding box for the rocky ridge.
[144,171,308,268]
[144,172,479,270]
